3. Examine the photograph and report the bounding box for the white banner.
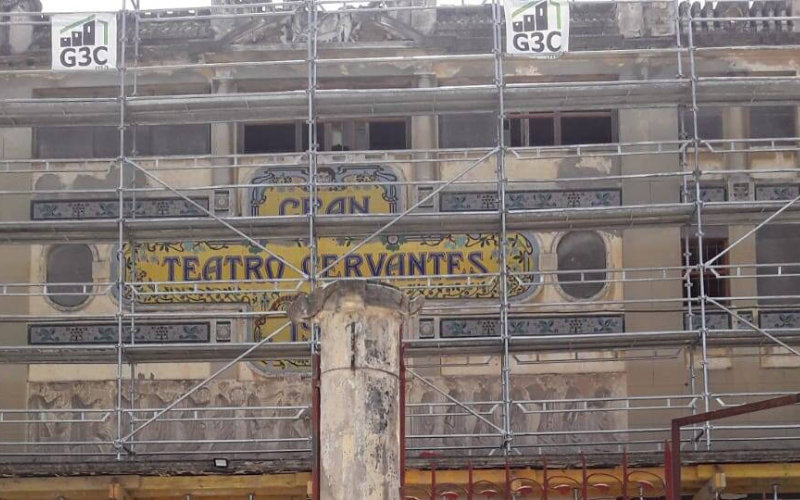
[504,0,569,57]
[51,13,117,71]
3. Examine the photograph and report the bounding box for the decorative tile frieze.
[439,189,621,212]
[682,185,727,203]
[28,322,211,344]
[759,311,800,330]
[416,186,436,212]
[440,315,624,338]
[684,310,754,331]
[731,183,751,202]
[755,184,800,202]
[213,190,231,214]
[418,318,436,339]
[31,197,209,220]
[215,321,232,343]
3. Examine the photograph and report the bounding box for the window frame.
[363,118,410,151]
[44,244,95,311]
[682,237,730,306]
[554,230,610,301]
[506,110,617,147]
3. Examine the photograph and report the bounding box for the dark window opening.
[556,231,607,300]
[368,121,407,150]
[756,225,800,306]
[528,116,556,146]
[301,124,326,152]
[36,125,210,158]
[749,106,796,139]
[244,124,298,154]
[440,113,495,148]
[680,108,723,140]
[46,244,93,308]
[507,111,614,147]
[682,237,729,304]
[561,115,613,145]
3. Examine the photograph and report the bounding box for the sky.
[41,0,213,13]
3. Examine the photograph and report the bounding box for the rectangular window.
[756,225,800,306]
[36,125,210,158]
[528,116,556,146]
[368,120,407,150]
[680,108,723,140]
[749,106,796,139]
[506,111,615,147]
[301,124,326,152]
[244,123,298,154]
[682,238,729,304]
[439,113,495,148]
[243,123,330,153]
[561,115,613,145]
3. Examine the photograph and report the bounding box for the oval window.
[46,244,93,308]
[556,232,607,300]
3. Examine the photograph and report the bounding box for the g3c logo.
[59,46,109,68]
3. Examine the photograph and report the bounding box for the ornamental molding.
[29,322,211,344]
[31,197,209,220]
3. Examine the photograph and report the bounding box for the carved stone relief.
[407,373,626,455]
[27,372,625,458]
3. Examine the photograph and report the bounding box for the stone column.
[619,107,685,435]
[724,107,748,171]
[0,86,32,450]
[211,75,236,215]
[290,282,422,500]
[411,73,438,210]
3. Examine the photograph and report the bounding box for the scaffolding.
[0,0,799,488]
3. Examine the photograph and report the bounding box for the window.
[46,244,93,308]
[507,111,614,147]
[36,125,210,158]
[680,108,723,140]
[243,123,326,153]
[755,225,800,306]
[682,237,729,304]
[244,123,298,154]
[439,113,495,148]
[368,120,407,150]
[556,231,607,300]
[749,106,796,139]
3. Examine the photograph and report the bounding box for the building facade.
[0,0,799,497]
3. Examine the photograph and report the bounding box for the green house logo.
[58,15,109,49]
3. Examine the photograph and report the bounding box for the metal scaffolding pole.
[686,8,713,451]
[115,1,129,461]
[127,2,142,457]
[491,0,513,457]
[306,1,321,497]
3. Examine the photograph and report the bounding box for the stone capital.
[288,280,423,323]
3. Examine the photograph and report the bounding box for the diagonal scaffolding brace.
[120,321,294,443]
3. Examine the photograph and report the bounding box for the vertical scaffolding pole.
[679,101,700,450]
[676,1,703,454]
[306,0,318,290]
[491,0,513,457]
[306,0,320,497]
[115,1,129,461]
[127,2,142,456]
[685,10,713,451]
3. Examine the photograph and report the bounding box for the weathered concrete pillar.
[724,107,748,171]
[290,282,422,500]
[211,75,236,215]
[411,73,438,210]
